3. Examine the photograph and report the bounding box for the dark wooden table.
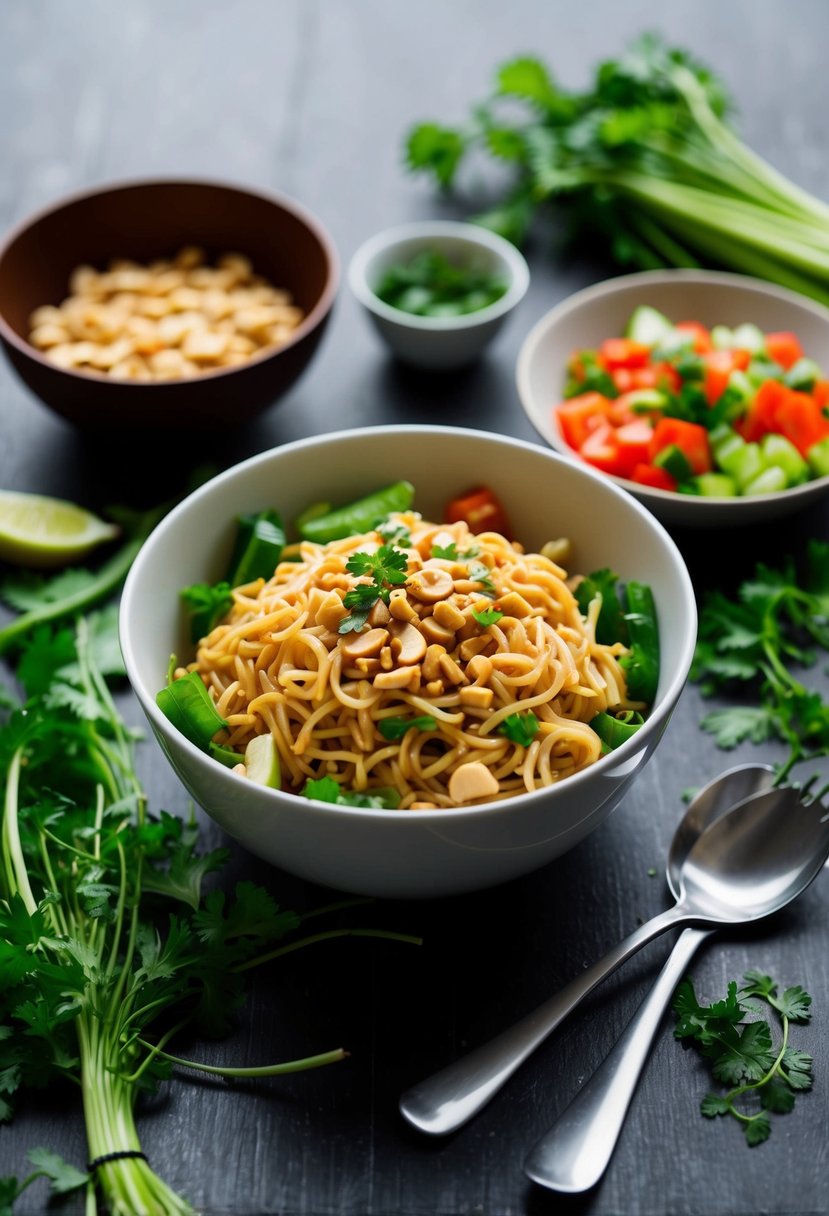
[2,3,828,1214]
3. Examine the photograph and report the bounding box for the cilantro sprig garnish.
[673,971,813,1146]
[691,539,829,780]
[338,544,409,633]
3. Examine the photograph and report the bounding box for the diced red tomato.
[629,463,677,492]
[765,331,803,370]
[613,363,682,393]
[773,389,829,456]
[614,420,655,477]
[579,423,625,475]
[444,486,511,536]
[738,378,788,442]
[554,392,611,450]
[813,380,829,409]
[648,417,712,475]
[599,338,651,370]
[674,321,713,354]
[702,348,752,405]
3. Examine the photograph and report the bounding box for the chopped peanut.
[448,761,500,803]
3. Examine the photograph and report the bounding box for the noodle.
[185,511,637,808]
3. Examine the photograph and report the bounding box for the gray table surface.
[1,3,828,1214]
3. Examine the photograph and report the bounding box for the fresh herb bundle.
[0,607,417,1214]
[691,539,829,780]
[673,971,813,1145]
[404,35,829,306]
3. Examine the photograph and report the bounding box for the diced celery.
[784,357,823,390]
[760,433,809,485]
[742,466,788,495]
[806,435,829,477]
[694,472,739,497]
[625,305,673,347]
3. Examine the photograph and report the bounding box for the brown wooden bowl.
[0,178,339,430]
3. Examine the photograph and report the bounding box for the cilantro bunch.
[674,971,813,1145]
[405,35,829,307]
[691,539,829,780]
[0,609,417,1214]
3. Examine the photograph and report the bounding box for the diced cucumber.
[625,305,673,347]
[626,389,669,413]
[806,435,829,477]
[654,444,694,482]
[747,357,784,385]
[784,357,823,390]
[693,472,739,497]
[726,370,753,403]
[730,323,766,353]
[725,442,764,489]
[652,330,695,360]
[712,430,748,474]
[710,325,735,350]
[760,433,809,485]
[742,466,788,496]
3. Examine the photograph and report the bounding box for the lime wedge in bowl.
[0,490,119,567]
[244,734,281,788]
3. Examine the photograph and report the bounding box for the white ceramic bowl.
[516,269,829,527]
[348,221,529,369]
[120,425,696,899]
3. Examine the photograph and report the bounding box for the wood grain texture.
[0,2,828,1214]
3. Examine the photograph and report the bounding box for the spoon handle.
[399,904,686,1136]
[524,926,713,1194]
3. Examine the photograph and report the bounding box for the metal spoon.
[400,776,829,1138]
[523,763,774,1193]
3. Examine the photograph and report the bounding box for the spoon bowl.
[677,785,829,922]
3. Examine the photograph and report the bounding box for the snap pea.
[619,581,660,704]
[298,481,415,543]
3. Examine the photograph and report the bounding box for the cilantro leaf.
[699,706,777,749]
[472,606,503,627]
[744,1112,772,1146]
[378,715,436,741]
[26,1148,89,1194]
[498,712,540,747]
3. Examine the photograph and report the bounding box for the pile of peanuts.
[28,246,305,380]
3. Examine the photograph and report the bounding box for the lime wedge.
[0,491,120,568]
[244,734,281,788]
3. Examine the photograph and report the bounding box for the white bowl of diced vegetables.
[517,269,829,527]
